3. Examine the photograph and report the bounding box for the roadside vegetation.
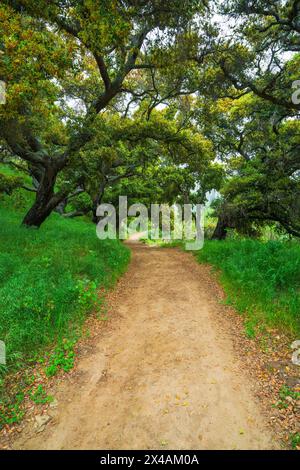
[0,205,129,369]
[196,239,300,336]
[0,189,130,374]
[0,188,130,428]
[142,210,300,336]
[144,234,300,337]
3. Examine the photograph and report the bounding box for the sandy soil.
[12,243,279,450]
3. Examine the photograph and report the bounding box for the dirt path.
[13,244,279,450]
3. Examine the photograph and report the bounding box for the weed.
[45,340,76,377]
[290,432,300,450]
[0,392,25,427]
[0,204,130,375]
[195,240,300,335]
[0,199,130,423]
[29,385,53,405]
[274,385,300,409]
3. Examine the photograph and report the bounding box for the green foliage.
[0,0,213,228]
[196,92,300,238]
[0,204,130,374]
[195,239,300,335]
[0,172,23,195]
[275,385,300,410]
[45,340,76,377]
[0,391,25,426]
[0,383,53,428]
[0,163,34,210]
[290,433,300,450]
[29,385,53,405]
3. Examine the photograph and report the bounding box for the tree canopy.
[0,0,299,238]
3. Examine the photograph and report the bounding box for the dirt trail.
[13,243,278,450]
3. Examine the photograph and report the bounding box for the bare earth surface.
[13,243,279,450]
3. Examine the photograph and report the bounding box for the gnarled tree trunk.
[22,166,62,228]
[92,179,106,224]
[211,214,229,240]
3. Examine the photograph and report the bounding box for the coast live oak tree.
[1,0,299,240]
[58,107,216,221]
[194,89,300,238]
[219,0,300,111]
[0,0,208,227]
[189,0,300,238]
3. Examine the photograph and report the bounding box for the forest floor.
[4,241,285,450]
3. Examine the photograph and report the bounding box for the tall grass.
[196,239,300,335]
[0,204,130,372]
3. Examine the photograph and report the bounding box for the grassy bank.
[0,204,130,375]
[196,239,300,336]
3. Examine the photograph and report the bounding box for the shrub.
[196,239,300,335]
[0,206,130,372]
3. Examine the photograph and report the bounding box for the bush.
[196,239,300,335]
[0,205,130,372]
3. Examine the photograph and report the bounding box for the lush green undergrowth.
[0,204,130,375]
[196,239,300,336]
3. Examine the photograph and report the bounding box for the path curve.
[13,244,278,450]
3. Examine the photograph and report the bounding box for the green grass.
[195,239,300,335]
[290,432,300,450]
[0,202,130,374]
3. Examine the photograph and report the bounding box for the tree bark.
[55,198,68,215]
[211,214,229,240]
[92,179,106,224]
[62,209,88,218]
[22,166,62,228]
